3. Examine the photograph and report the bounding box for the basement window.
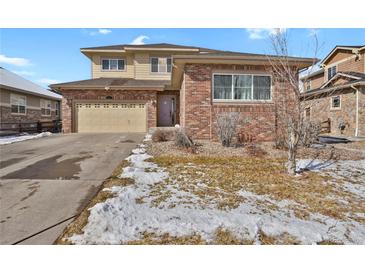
[331,95,341,109]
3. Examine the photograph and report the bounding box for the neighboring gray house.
[0,67,62,133]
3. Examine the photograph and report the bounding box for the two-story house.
[301,45,365,137]
[51,43,314,141]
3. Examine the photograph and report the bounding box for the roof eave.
[1,84,62,100]
[301,80,365,99]
[51,85,165,91]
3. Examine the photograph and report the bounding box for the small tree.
[215,112,240,147]
[267,30,320,175]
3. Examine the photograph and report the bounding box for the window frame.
[327,65,337,80]
[55,101,60,117]
[10,93,27,115]
[212,73,273,102]
[150,57,172,74]
[40,99,52,117]
[101,58,126,71]
[330,95,341,110]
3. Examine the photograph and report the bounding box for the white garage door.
[75,102,147,133]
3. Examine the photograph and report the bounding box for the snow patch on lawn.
[0,132,52,145]
[68,145,365,245]
[297,159,365,197]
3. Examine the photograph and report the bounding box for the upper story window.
[327,66,336,80]
[213,74,271,101]
[41,99,51,116]
[55,101,60,117]
[101,58,125,71]
[150,57,172,73]
[331,95,341,109]
[306,80,311,91]
[11,94,26,114]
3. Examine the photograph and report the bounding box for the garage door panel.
[76,102,146,133]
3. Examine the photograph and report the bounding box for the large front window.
[11,94,26,114]
[150,57,172,73]
[213,74,271,101]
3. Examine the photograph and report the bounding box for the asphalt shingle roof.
[0,67,62,100]
[51,78,170,88]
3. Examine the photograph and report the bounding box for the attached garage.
[75,102,147,133]
[50,78,172,133]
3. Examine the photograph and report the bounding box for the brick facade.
[0,106,58,124]
[304,88,365,136]
[180,64,290,141]
[60,89,158,133]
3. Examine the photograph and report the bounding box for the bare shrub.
[237,131,256,146]
[246,144,268,158]
[152,129,174,142]
[215,112,240,147]
[301,121,321,147]
[175,128,196,153]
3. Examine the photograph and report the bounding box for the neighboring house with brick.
[50,43,314,141]
[301,45,365,137]
[0,67,62,134]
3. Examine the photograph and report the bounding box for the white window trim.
[41,99,52,117]
[10,93,27,115]
[150,57,172,74]
[330,95,341,110]
[101,58,126,71]
[212,73,273,103]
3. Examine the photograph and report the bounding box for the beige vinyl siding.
[0,88,58,109]
[134,52,172,80]
[91,53,135,79]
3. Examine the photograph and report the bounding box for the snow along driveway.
[0,132,52,145]
[68,137,365,245]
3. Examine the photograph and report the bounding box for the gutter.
[351,84,360,137]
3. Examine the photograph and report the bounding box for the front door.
[158,95,176,126]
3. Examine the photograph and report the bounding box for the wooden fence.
[0,120,62,134]
[320,118,331,133]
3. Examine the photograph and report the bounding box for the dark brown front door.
[158,95,176,126]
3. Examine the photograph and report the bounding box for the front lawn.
[57,138,365,245]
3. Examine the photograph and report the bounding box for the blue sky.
[1,28,364,88]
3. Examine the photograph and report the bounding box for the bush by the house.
[215,112,240,147]
[175,128,196,153]
[301,121,321,147]
[152,129,175,142]
[246,144,268,158]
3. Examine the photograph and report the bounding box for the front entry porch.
[157,92,179,127]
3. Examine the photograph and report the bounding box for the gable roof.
[0,67,62,100]
[80,42,318,59]
[320,71,365,89]
[321,45,365,65]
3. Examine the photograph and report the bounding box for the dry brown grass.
[258,230,300,245]
[55,160,134,245]
[150,155,364,222]
[214,228,253,245]
[127,232,206,245]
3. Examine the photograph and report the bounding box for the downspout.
[350,84,359,137]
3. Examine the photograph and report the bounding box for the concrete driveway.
[0,133,144,244]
